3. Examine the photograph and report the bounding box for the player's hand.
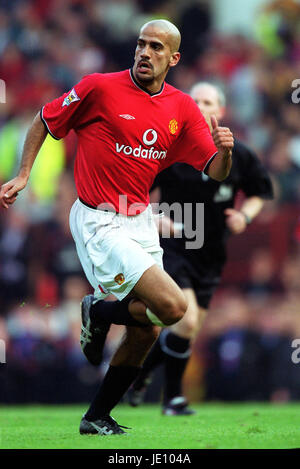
[224,208,247,234]
[201,110,213,132]
[211,115,234,157]
[0,175,28,209]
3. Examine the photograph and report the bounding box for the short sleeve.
[161,95,217,172]
[237,142,274,199]
[40,74,99,140]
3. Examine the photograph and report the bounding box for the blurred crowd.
[0,0,300,403]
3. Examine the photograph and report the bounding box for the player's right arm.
[165,95,233,181]
[0,112,47,209]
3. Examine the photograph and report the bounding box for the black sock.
[90,298,146,327]
[85,365,140,420]
[160,330,191,403]
[133,335,165,390]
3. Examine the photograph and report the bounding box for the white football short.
[69,199,163,301]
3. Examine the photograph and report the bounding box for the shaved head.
[133,18,181,93]
[140,19,181,53]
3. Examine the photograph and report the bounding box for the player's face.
[192,86,224,121]
[133,26,180,91]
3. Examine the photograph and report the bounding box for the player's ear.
[169,52,180,68]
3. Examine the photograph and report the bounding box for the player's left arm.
[207,115,234,182]
[224,196,265,235]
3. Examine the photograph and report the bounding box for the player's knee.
[159,293,188,326]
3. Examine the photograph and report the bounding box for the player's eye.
[152,43,162,50]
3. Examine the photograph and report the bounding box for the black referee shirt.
[152,139,273,273]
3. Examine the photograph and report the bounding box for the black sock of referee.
[90,297,146,327]
[85,365,141,420]
[160,330,191,403]
[133,334,166,390]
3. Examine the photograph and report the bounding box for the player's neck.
[130,69,165,96]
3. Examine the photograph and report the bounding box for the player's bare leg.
[80,266,189,433]
[110,325,161,367]
[170,288,207,339]
[130,288,207,414]
[130,264,188,326]
[80,264,187,368]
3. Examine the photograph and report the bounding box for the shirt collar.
[129,68,165,97]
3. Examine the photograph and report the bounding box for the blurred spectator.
[28,170,82,302]
[244,248,282,299]
[267,131,300,204]
[201,293,263,401]
[255,0,300,58]
[0,209,31,313]
[193,292,300,403]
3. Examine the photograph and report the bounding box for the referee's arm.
[225,196,265,235]
[0,113,47,209]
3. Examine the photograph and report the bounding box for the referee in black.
[129,82,274,415]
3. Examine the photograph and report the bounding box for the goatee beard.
[136,73,154,84]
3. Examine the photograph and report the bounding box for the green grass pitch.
[1,403,300,449]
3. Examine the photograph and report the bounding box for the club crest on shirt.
[169,118,178,135]
[62,88,80,107]
[114,273,125,285]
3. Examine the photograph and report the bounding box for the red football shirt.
[41,70,217,215]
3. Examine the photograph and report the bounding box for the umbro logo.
[119,114,135,120]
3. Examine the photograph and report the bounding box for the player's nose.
[140,45,151,58]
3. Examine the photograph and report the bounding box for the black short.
[161,240,222,309]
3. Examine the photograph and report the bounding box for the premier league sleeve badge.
[62,88,80,107]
